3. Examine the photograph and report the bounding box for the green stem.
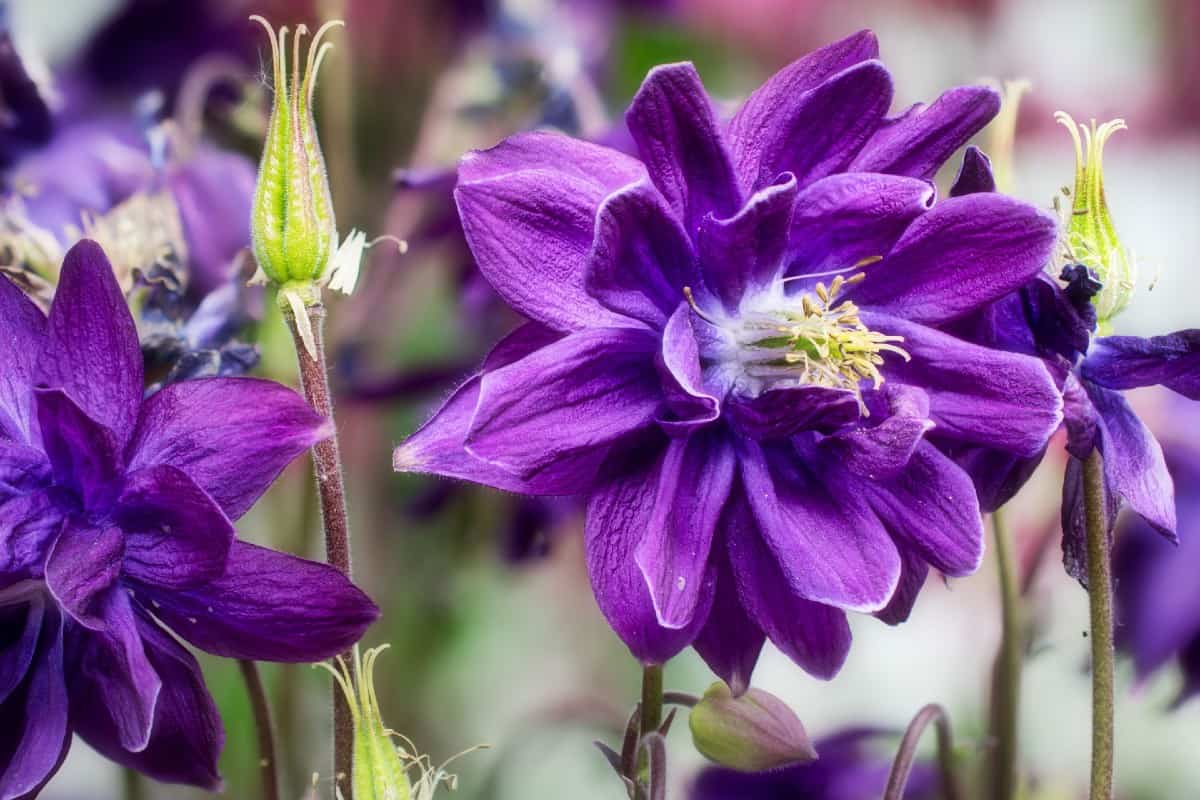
[1084,450,1115,800]
[987,507,1023,800]
[122,768,145,800]
[239,660,281,800]
[640,664,664,737]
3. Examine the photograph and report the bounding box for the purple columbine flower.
[0,240,379,795]
[395,31,1062,686]
[1113,394,1200,703]
[689,727,937,800]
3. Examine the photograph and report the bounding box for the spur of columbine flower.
[395,31,1062,686]
[0,240,379,795]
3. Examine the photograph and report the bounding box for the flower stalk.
[239,659,282,800]
[987,507,1023,800]
[883,704,963,800]
[1083,449,1115,800]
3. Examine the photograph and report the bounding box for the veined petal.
[0,488,68,578]
[1082,331,1200,399]
[0,600,44,705]
[948,146,996,197]
[0,609,68,800]
[874,545,930,625]
[45,522,124,630]
[0,441,50,504]
[818,383,932,479]
[35,388,123,511]
[458,130,645,189]
[726,387,859,441]
[693,544,764,696]
[0,274,46,444]
[657,303,720,432]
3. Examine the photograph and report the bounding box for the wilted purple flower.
[1114,395,1200,703]
[396,31,1062,685]
[689,727,937,800]
[0,240,379,794]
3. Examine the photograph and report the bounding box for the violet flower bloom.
[0,241,379,795]
[396,31,1062,684]
[690,727,936,800]
[1114,396,1200,704]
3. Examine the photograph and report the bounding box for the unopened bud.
[688,682,817,772]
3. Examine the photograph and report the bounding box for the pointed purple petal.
[698,172,797,311]
[141,541,378,662]
[38,240,142,443]
[458,130,645,188]
[874,546,930,625]
[657,303,719,431]
[0,441,50,504]
[0,488,67,578]
[45,522,124,630]
[693,542,764,695]
[126,377,331,520]
[818,384,931,478]
[0,609,68,800]
[34,387,123,511]
[848,194,1057,324]
[466,327,661,477]
[0,275,46,444]
[626,63,741,232]
[585,179,699,328]
[1082,331,1200,399]
[849,85,1000,180]
[727,386,860,441]
[948,146,996,197]
[731,60,893,193]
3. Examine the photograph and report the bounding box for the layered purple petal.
[0,442,50,503]
[0,275,46,444]
[784,172,934,278]
[38,240,142,444]
[626,62,741,232]
[44,522,124,630]
[115,465,234,589]
[0,610,67,800]
[126,377,331,520]
[140,541,378,662]
[869,313,1063,457]
[585,179,698,328]
[466,327,661,477]
[739,440,900,612]
[848,194,1058,324]
[874,546,930,625]
[0,489,68,578]
[730,61,893,193]
[456,134,644,332]
[948,146,996,197]
[657,304,720,432]
[0,601,44,705]
[849,85,1000,180]
[693,544,764,695]
[727,387,859,441]
[35,388,123,511]
[635,429,735,628]
[698,172,797,311]
[817,384,932,478]
[1082,331,1200,399]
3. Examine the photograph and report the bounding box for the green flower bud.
[1055,112,1137,327]
[249,16,340,289]
[688,682,817,773]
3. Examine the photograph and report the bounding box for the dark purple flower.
[0,240,379,794]
[395,31,1062,684]
[689,727,937,800]
[1114,395,1200,703]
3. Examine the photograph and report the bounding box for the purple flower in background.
[396,31,1062,685]
[1114,395,1200,704]
[0,241,379,794]
[690,727,937,800]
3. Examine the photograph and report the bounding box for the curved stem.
[987,507,1023,800]
[883,704,962,800]
[239,660,281,800]
[1084,449,1115,800]
[285,302,355,799]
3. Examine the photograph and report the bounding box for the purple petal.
[848,194,1058,324]
[38,240,142,444]
[0,609,67,800]
[948,146,996,197]
[0,488,67,578]
[849,85,1000,180]
[730,60,893,193]
[1061,455,1120,585]
[1082,331,1200,399]
[585,442,714,664]
[0,441,50,503]
[71,614,223,790]
[693,545,764,695]
[456,134,644,332]
[868,313,1063,457]
[466,327,661,477]
[874,546,930,625]
[855,441,984,576]
[0,600,44,704]
[626,62,741,232]
[729,29,879,190]
[724,490,852,679]
[70,589,161,751]
[115,465,234,590]
[126,377,331,520]
[657,303,719,431]
[785,172,934,278]
[948,444,1044,514]
[739,439,900,612]
[584,179,698,328]
[0,275,46,443]
[818,384,932,478]
[34,388,123,511]
[45,522,124,630]
[698,172,797,311]
[635,429,735,628]
[140,541,378,662]
[727,386,860,441]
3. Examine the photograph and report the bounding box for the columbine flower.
[0,240,379,795]
[395,31,1062,685]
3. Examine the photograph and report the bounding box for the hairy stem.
[883,704,962,800]
[285,302,355,799]
[122,768,145,800]
[239,660,281,800]
[1084,450,1115,800]
[987,507,1023,800]
[640,664,664,737]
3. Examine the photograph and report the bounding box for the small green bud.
[1055,112,1136,326]
[249,16,340,289]
[688,682,817,773]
